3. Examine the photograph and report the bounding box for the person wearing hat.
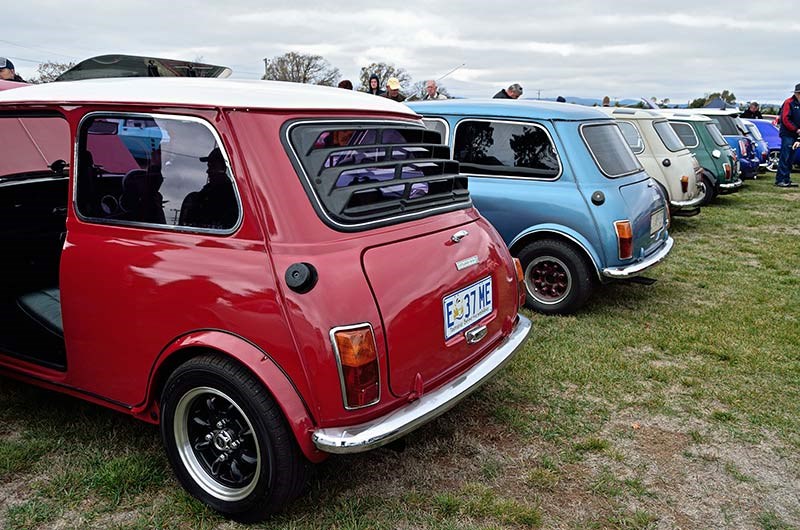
[366,73,384,96]
[493,84,523,99]
[775,84,800,188]
[0,58,26,82]
[741,101,763,119]
[179,147,239,228]
[383,77,406,102]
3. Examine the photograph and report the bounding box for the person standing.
[422,80,447,100]
[775,84,800,187]
[741,102,763,119]
[493,84,523,99]
[383,77,406,102]
[0,58,25,82]
[366,74,384,96]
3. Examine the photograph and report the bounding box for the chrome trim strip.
[719,178,744,190]
[329,323,381,411]
[312,314,532,454]
[602,236,674,279]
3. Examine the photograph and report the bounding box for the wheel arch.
[133,330,325,463]
[509,226,603,281]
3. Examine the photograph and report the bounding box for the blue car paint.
[407,99,672,303]
[750,118,800,167]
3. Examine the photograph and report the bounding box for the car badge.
[455,255,479,271]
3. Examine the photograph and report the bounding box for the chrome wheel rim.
[525,256,571,304]
[174,387,262,501]
[767,152,779,172]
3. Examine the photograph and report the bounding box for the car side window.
[453,120,560,179]
[75,114,240,231]
[617,121,645,154]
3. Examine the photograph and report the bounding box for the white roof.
[0,78,417,116]
[594,106,664,120]
[657,111,712,122]
[683,108,739,116]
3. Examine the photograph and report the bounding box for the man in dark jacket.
[741,102,763,119]
[775,84,800,187]
[493,84,523,99]
[0,58,26,82]
[366,73,384,96]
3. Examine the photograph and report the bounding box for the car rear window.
[712,115,739,136]
[745,123,763,141]
[285,120,469,231]
[706,123,728,146]
[653,120,685,152]
[580,123,642,178]
[669,121,699,149]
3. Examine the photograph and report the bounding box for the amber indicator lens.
[614,220,633,260]
[334,327,380,408]
[680,175,689,194]
[512,257,526,307]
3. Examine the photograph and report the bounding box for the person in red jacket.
[776,83,800,187]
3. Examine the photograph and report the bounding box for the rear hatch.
[284,119,519,397]
[363,217,518,396]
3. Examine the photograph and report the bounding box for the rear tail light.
[614,220,633,260]
[680,175,689,194]
[762,152,767,162]
[739,139,748,157]
[513,257,526,308]
[724,163,731,180]
[332,325,380,409]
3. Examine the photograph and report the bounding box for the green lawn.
[1,178,799,529]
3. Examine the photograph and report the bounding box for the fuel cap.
[591,191,605,205]
[285,263,318,294]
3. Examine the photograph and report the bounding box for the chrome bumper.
[312,314,532,454]
[670,193,704,209]
[719,178,743,191]
[602,236,674,279]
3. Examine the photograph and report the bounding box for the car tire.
[160,354,307,522]
[698,172,717,206]
[517,239,594,315]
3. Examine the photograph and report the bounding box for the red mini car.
[0,78,531,520]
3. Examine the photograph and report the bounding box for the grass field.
[1,177,799,529]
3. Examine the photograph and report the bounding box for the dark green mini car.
[663,111,744,205]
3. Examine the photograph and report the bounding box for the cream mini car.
[597,107,703,216]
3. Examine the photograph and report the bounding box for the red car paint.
[0,92,524,469]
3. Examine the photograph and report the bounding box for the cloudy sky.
[4,1,797,103]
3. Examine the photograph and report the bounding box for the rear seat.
[17,288,63,338]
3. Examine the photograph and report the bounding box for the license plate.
[443,277,493,340]
[650,208,664,235]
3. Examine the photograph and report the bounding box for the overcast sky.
[4,1,797,103]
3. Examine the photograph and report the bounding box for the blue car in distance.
[749,118,800,172]
[408,100,674,314]
[691,109,760,179]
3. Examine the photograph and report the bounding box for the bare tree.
[28,61,76,84]
[358,63,412,92]
[262,52,340,86]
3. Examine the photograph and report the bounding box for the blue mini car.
[408,100,674,314]
[740,119,769,171]
[749,118,800,172]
